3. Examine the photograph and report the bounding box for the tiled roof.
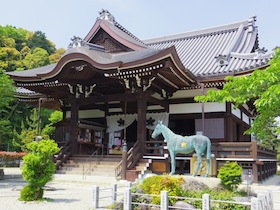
[144,16,273,79]
[7,47,164,79]
[84,9,147,51]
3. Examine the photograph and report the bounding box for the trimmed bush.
[19,139,59,201]
[218,161,242,191]
[140,175,185,205]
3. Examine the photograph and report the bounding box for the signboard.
[242,168,254,183]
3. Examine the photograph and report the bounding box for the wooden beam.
[147,96,169,110]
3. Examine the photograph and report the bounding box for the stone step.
[57,155,121,177]
[57,168,116,176]
[65,161,119,166]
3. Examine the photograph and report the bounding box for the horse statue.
[151,121,211,177]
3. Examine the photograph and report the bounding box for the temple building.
[7,10,277,182]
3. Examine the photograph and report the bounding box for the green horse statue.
[151,121,211,177]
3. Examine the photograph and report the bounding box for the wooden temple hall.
[8,10,277,182]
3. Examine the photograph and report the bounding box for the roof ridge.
[98,9,146,46]
[144,17,257,45]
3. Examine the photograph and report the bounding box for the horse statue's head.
[151,121,163,139]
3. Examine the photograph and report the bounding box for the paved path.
[1,168,280,210]
[0,168,123,210]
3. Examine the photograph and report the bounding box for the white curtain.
[106,114,137,133]
[106,112,169,133]
[146,112,169,130]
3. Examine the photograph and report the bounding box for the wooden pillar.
[225,102,233,142]
[137,94,147,156]
[251,140,259,183]
[70,97,79,154]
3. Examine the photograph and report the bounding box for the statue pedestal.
[190,156,217,176]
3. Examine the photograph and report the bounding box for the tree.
[49,48,65,63]
[27,31,56,55]
[0,25,29,51]
[0,69,15,150]
[0,47,23,71]
[195,48,280,149]
[0,26,63,152]
[19,139,60,201]
[23,47,50,69]
[0,69,15,108]
[42,110,63,139]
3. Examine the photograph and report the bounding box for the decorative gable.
[84,9,147,53]
[89,28,132,53]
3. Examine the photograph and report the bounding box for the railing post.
[251,197,258,210]
[111,184,117,205]
[161,190,169,210]
[121,141,128,180]
[92,186,99,209]
[123,187,132,210]
[257,193,265,210]
[265,191,274,210]
[202,194,210,210]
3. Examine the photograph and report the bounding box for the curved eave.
[9,45,196,86]
[107,46,197,86]
[84,19,147,51]
[196,55,271,83]
[8,50,123,82]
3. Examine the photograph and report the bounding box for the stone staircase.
[55,155,122,178]
[55,155,152,182]
[128,158,152,182]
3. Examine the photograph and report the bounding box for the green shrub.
[134,173,247,209]
[19,185,43,201]
[19,139,60,201]
[140,175,184,205]
[218,161,242,191]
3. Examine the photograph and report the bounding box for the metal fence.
[92,183,274,210]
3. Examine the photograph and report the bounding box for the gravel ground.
[0,178,97,210]
[0,168,123,210]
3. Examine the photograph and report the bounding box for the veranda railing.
[53,141,72,170]
[115,139,142,179]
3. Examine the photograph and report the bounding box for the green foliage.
[19,185,44,201]
[218,161,242,191]
[27,31,55,55]
[183,188,248,210]
[135,175,248,209]
[23,48,50,69]
[49,48,65,63]
[41,110,62,139]
[140,175,185,205]
[0,69,15,149]
[20,139,60,201]
[0,25,63,152]
[0,69,15,108]
[195,49,280,149]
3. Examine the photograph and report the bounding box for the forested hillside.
[0,25,65,151]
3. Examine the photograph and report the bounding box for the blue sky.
[1,0,279,51]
